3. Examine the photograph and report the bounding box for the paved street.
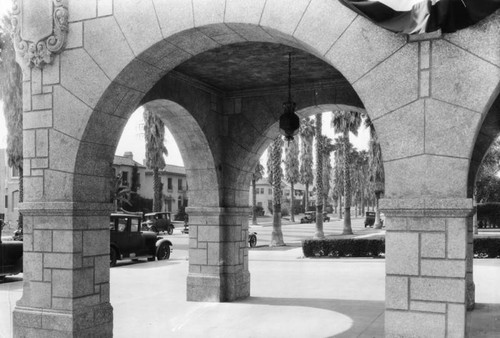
[1,215,499,337]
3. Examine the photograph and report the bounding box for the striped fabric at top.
[339,0,500,34]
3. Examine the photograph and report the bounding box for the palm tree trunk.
[338,195,343,219]
[361,188,365,217]
[252,178,258,225]
[374,192,382,229]
[304,183,309,212]
[314,114,324,239]
[342,129,353,235]
[271,203,284,245]
[271,137,285,246]
[290,183,295,222]
[153,168,162,212]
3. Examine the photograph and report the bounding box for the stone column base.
[13,303,113,338]
[187,271,250,302]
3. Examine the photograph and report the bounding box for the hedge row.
[303,237,500,258]
[474,238,500,258]
[302,238,385,258]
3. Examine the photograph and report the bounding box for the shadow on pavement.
[238,296,385,337]
[469,303,500,337]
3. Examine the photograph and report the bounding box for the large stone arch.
[13,1,500,337]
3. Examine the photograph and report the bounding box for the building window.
[121,171,129,186]
[12,191,18,212]
[12,166,19,178]
[178,196,182,209]
[178,179,183,191]
[168,178,173,190]
[268,188,272,194]
[4,195,7,209]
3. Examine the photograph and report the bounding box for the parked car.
[0,222,23,280]
[300,211,330,223]
[364,211,384,228]
[110,213,173,266]
[141,212,174,235]
[248,232,257,248]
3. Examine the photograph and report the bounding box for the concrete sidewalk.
[1,247,499,337]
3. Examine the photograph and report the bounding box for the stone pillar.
[13,202,113,337]
[186,206,250,302]
[382,198,473,338]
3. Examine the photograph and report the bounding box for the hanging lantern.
[279,53,300,141]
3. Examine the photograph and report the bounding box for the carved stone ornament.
[11,0,68,69]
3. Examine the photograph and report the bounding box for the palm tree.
[0,15,23,230]
[270,136,285,246]
[331,111,363,235]
[365,116,385,229]
[143,109,168,212]
[314,114,325,239]
[299,117,315,213]
[111,173,133,211]
[331,137,345,220]
[251,162,265,225]
[284,138,300,222]
[321,136,335,209]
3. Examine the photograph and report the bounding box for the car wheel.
[249,235,257,248]
[157,242,170,260]
[110,247,118,267]
[167,227,174,235]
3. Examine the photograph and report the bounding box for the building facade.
[249,178,312,215]
[0,149,20,229]
[113,152,188,214]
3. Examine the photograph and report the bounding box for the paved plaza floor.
[1,243,499,337]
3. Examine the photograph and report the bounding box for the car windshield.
[131,218,140,232]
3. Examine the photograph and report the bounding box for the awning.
[339,0,500,34]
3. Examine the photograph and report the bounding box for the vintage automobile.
[364,211,384,228]
[0,225,23,281]
[141,212,175,235]
[248,232,257,248]
[110,213,173,267]
[300,211,330,223]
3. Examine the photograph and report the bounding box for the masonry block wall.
[13,0,499,337]
[382,199,473,337]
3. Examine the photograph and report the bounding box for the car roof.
[111,213,142,218]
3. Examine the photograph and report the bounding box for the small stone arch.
[140,99,220,207]
[468,90,500,198]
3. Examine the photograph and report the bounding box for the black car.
[0,223,23,280]
[110,213,172,266]
[142,212,175,235]
[364,211,384,228]
[300,211,330,223]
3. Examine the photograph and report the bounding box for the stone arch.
[132,99,219,207]
[14,1,500,337]
[468,90,500,198]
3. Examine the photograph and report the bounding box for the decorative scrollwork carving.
[11,0,69,69]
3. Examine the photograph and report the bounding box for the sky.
[116,107,185,166]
